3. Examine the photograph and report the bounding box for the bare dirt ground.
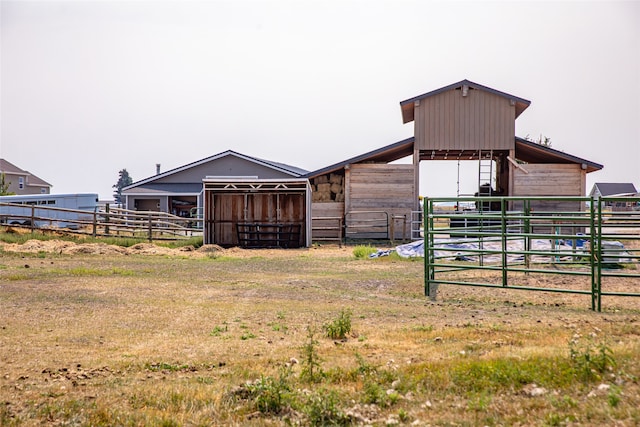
[1,239,639,426]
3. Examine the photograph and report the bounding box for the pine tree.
[112,169,133,204]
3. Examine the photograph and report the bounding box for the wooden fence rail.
[0,203,203,241]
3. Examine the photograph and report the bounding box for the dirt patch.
[0,239,353,259]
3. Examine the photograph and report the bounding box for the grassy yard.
[0,240,639,426]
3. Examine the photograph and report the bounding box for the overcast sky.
[1,0,639,200]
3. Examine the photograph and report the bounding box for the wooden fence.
[0,203,203,241]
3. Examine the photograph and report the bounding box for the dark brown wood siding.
[205,189,307,247]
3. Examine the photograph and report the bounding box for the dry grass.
[0,240,639,426]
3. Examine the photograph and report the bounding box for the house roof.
[514,138,603,173]
[0,158,52,187]
[399,79,531,124]
[123,150,308,190]
[590,182,638,197]
[304,137,415,178]
[121,183,204,196]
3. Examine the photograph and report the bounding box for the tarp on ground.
[371,238,633,264]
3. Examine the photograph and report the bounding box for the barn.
[122,79,603,247]
[400,79,602,212]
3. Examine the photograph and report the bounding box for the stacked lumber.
[311,173,344,202]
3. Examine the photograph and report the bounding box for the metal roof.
[123,150,308,191]
[304,137,415,178]
[400,79,531,124]
[122,183,204,195]
[590,182,638,197]
[514,137,603,173]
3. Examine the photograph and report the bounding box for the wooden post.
[148,213,153,242]
[92,211,97,237]
[105,203,110,235]
[30,206,35,232]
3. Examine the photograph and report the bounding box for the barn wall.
[311,202,344,240]
[512,163,586,212]
[414,88,515,151]
[345,164,416,239]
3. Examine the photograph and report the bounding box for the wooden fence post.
[148,213,153,242]
[105,203,110,235]
[92,211,97,237]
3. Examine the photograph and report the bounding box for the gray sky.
[1,0,639,200]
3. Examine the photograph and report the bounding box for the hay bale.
[330,183,343,194]
[329,173,343,185]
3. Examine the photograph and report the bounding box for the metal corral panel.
[414,87,516,151]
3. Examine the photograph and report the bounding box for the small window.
[41,188,47,194]
[18,177,24,189]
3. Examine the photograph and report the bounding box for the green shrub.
[303,388,349,426]
[569,335,616,382]
[352,245,376,259]
[323,309,352,340]
[245,368,293,414]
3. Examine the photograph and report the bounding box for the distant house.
[121,150,308,217]
[589,182,639,211]
[0,159,52,195]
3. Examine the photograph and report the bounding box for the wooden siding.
[512,164,584,197]
[311,202,344,240]
[206,192,307,247]
[345,164,416,239]
[346,164,415,210]
[512,163,586,212]
[414,88,516,151]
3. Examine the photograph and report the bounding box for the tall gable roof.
[400,79,531,124]
[123,150,308,190]
[0,158,52,187]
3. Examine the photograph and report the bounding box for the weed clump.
[353,245,376,259]
[323,309,352,340]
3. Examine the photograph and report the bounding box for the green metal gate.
[423,196,640,311]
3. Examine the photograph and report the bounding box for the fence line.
[0,203,203,241]
[424,196,640,311]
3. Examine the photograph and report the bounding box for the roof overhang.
[305,137,415,178]
[400,79,531,124]
[515,137,603,173]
